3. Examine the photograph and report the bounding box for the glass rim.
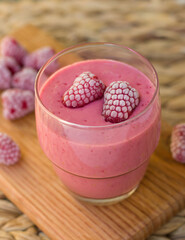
[35,42,159,129]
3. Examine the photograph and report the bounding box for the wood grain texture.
[0,25,185,240]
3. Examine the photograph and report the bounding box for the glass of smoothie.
[35,43,160,205]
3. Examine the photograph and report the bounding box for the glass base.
[71,185,138,206]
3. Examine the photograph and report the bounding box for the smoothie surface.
[40,59,155,126]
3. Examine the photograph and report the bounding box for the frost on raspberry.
[23,46,59,75]
[102,81,140,123]
[0,60,11,90]
[170,123,185,163]
[12,67,37,92]
[0,56,22,90]
[0,56,21,74]
[1,89,35,120]
[0,132,20,165]
[62,72,106,108]
[0,37,27,64]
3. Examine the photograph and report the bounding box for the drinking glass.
[35,43,161,205]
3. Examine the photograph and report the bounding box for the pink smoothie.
[36,59,160,199]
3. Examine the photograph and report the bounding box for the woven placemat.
[0,0,184,239]
[0,190,49,240]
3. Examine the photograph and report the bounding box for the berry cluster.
[0,36,60,166]
[62,72,140,123]
[0,36,59,120]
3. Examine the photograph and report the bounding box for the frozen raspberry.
[0,132,20,165]
[12,67,37,92]
[62,71,106,108]
[0,61,11,90]
[1,37,27,64]
[0,57,21,74]
[170,123,185,163]
[23,46,59,75]
[23,51,37,69]
[102,81,140,123]
[1,89,35,120]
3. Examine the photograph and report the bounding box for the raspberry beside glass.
[35,43,161,205]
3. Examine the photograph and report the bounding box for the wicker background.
[0,0,185,239]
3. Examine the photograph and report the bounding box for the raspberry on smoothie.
[102,81,140,123]
[62,71,106,108]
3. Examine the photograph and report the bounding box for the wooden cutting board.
[0,25,185,240]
